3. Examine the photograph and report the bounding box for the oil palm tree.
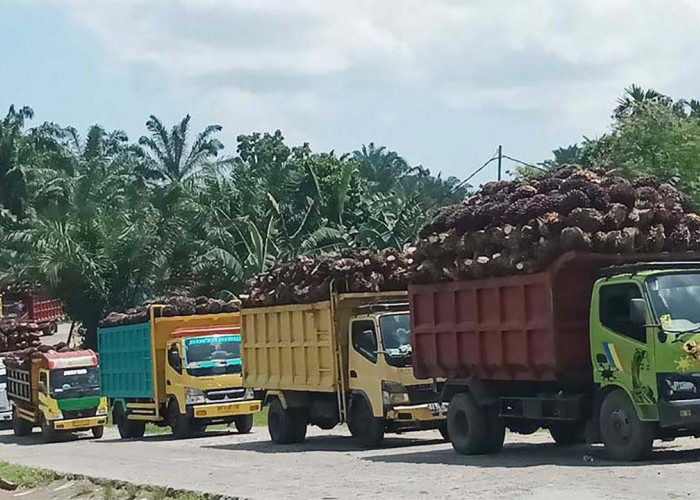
[139,115,224,183]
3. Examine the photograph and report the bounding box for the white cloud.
[34,0,700,171]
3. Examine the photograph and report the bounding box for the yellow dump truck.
[98,309,261,439]
[7,350,108,442]
[242,290,447,447]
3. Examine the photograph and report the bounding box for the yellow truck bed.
[241,291,407,394]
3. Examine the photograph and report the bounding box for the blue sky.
[2,0,699,187]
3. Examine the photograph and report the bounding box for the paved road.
[0,426,699,499]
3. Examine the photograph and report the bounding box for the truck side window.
[599,284,646,343]
[351,320,377,363]
[167,345,182,373]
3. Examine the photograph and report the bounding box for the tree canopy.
[0,108,466,346]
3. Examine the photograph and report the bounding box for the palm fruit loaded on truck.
[98,306,261,439]
[242,286,447,448]
[410,251,700,461]
[6,349,107,441]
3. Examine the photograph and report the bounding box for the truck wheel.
[483,416,506,453]
[268,399,306,444]
[349,398,384,449]
[12,408,32,437]
[438,421,449,441]
[40,418,57,443]
[192,421,207,434]
[548,421,584,446]
[169,402,192,439]
[234,414,254,434]
[130,421,146,438]
[447,393,489,455]
[91,426,104,439]
[114,404,145,439]
[600,389,654,461]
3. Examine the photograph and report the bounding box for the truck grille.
[205,388,246,402]
[406,384,441,405]
[62,407,97,419]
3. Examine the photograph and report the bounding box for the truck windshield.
[50,367,101,399]
[184,334,242,377]
[379,313,412,367]
[647,273,700,332]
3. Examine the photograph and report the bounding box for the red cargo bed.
[410,251,700,382]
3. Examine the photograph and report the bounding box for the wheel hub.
[609,408,632,443]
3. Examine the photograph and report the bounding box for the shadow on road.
[205,433,446,454]
[0,430,94,446]
[364,441,700,468]
[99,429,236,444]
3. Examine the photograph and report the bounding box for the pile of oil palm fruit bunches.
[99,295,240,328]
[411,166,700,282]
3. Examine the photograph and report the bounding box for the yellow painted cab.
[7,350,108,442]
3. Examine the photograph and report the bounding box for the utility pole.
[497,145,503,181]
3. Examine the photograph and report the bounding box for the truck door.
[349,319,383,417]
[593,282,657,419]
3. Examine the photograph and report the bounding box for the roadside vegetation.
[0,461,233,499]
[1,85,699,349]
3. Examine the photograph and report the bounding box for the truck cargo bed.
[410,251,700,382]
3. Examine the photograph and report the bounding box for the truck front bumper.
[191,400,262,420]
[386,403,447,425]
[53,416,106,431]
[659,398,700,429]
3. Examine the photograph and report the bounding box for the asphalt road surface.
[0,425,698,499]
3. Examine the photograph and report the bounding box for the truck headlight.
[382,381,410,406]
[96,406,108,416]
[185,387,206,405]
[48,410,63,421]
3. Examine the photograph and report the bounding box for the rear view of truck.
[242,289,447,448]
[98,306,261,439]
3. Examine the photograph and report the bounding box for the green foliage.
[0,106,466,347]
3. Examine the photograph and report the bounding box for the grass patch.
[0,462,232,499]
[0,461,59,488]
[254,406,268,427]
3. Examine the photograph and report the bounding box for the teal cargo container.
[98,322,153,399]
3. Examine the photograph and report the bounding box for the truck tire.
[130,421,146,438]
[234,414,254,434]
[91,426,104,439]
[114,404,145,439]
[12,408,32,437]
[192,421,208,434]
[40,418,57,443]
[483,414,506,453]
[268,399,307,444]
[548,421,584,446]
[447,393,489,455]
[348,397,384,449]
[600,389,654,461]
[169,401,193,439]
[438,421,449,441]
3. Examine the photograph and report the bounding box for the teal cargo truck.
[98,309,260,439]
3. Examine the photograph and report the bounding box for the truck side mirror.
[38,381,46,394]
[629,298,646,326]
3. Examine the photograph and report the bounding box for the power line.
[426,149,499,212]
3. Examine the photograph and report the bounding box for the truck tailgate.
[242,302,339,393]
[410,265,592,382]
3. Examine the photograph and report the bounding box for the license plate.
[428,402,449,415]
